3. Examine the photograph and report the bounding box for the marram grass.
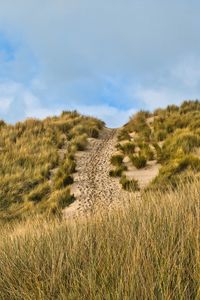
[0,178,199,300]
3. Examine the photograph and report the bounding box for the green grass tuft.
[130,155,147,169]
[110,154,124,166]
[120,175,140,191]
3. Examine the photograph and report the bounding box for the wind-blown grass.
[0,111,104,220]
[0,178,199,299]
[116,100,200,188]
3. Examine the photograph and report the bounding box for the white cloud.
[0,97,12,113]
[0,80,136,126]
[134,85,199,111]
[23,91,62,119]
[135,87,178,110]
[0,80,57,121]
[0,81,18,115]
[171,57,200,88]
[76,104,136,128]
[0,0,199,84]
[0,1,200,125]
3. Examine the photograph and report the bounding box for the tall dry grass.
[116,100,200,189]
[0,112,104,219]
[0,178,199,299]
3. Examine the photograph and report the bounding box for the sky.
[0,0,200,127]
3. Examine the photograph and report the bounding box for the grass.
[26,182,51,203]
[0,112,104,220]
[110,154,124,166]
[69,133,88,151]
[130,155,147,169]
[109,165,128,177]
[46,187,75,214]
[138,142,155,160]
[53,174,74,190]
[150,155,200,190]
[117,128,131,141]
[160,129,200,162]
[0,178,199,299]
[116,100,200,189]
[120,175,140,191]
[117,141,135,155]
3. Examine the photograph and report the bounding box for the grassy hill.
[1,100,200,219]
[114,100,200,191]
[0,111,104,220]
[0,101,199,299]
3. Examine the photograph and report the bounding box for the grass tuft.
[130,155,147,169]
[120,175,140,191]
[110,154,124,166]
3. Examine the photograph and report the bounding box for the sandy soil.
[63,128,129,218]
[63,127,160,218]
[125,159,160,189]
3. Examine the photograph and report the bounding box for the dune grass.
[116,100,200,189]
[130,154,147,169]
[120,175,140,191]
[0,178,199,300]
[0,111,104,220]
[110,154,124,166]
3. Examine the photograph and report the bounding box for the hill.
[1,100,200,220]
[115,100,200,191]
[0,100,199,299]
[0,111,104,220]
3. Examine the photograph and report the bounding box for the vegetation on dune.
[0,178,199,299]
[160,129,200,162]
[116,100,200,189]
[110,154,124,166]
[0,101,199,299]
[138,142,154,160]
[109,154,128,178]
[120,175,140,191]
[0,111,104,220]
[130,154,147,169]
[109,165,128,177]
[116,141,135,155]
[149,155,200,190]
[117,128,131,141]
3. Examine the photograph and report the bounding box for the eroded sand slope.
[63,128,128,217]
[63,127,160,218]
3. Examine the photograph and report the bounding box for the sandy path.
[63,127,161,218]
[63,128,129,218]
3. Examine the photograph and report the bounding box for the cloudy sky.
[0,0,200,127]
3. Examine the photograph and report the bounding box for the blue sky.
[0,0,200,127]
